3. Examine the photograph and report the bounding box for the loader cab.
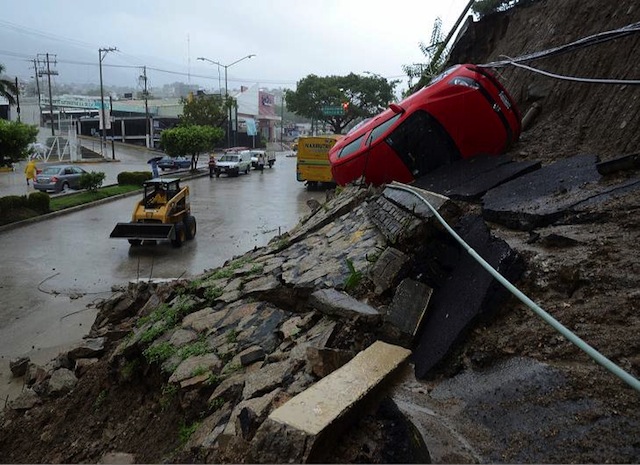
[144,178,181,208]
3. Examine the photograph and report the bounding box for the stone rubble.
[3,184,522,462]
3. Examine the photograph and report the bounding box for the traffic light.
[342,101,349,112]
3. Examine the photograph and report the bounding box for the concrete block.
[255,341,411,462]
[369,247,410,295]
[386,278,433,341]
[308,288,380,322]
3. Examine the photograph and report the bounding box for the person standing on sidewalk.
[24,158,37,186]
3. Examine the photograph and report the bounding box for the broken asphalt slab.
[412,154,541,201]
[413,214,524,378]
[481,153,640,230]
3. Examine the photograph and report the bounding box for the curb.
[0,170,210,234]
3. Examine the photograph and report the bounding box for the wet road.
[0,150,323,402]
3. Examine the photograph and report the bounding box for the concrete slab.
[257,341,411,462]
[413,154,541,200]
[269,341,410,434]
[413,215,523,378]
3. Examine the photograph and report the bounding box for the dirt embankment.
[448,0,640,164]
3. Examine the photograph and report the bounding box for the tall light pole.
[99,47,117,158]
[197,54,255,148]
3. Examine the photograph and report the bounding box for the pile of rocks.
[4,183,520,462]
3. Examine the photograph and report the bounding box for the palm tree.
[0,63,18,105]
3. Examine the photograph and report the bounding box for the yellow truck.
[296,135,343,189]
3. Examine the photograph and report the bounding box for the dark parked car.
[329,63,522,186]
[157,156,191,171]
[34,165,88,193]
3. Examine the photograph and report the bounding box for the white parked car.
[213,151,252,177]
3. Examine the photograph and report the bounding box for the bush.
[79,171,106,192]
[0,195,27,215]
[117,171,152,186]
[27,191,50,213]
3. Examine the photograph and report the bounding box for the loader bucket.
[110,222,175,241]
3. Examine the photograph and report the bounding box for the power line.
[0,19,98,50]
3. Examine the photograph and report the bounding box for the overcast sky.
[1,0,472,95]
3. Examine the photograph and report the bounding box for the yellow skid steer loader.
[110,178,196,247]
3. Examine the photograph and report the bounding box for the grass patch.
[137,299,196,344]
[206,373,222,387]
[207,256,253,280]
[191,366,208,377]
[121,359,140,381]
[140,324,168,344]
[225,329,239,344]
[208,397,225,411]
[179,421,200,444]
[204,286,223,301]
[49,184,141,211]
[344,258,363,291]
[177,339,210,360]
[248,264,264,275]
[143,341,177,364]
[221,362,242,375]
[160,383,178,411]
[93,389,108,411]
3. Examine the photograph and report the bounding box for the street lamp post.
[99,47,117,159]
[197,54,255,148]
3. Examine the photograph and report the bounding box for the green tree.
[180,93,228,127]
[160,125,224,170]
[0,64,18,105]
[285,73,398,134]
[472,0,520,17]
[0,119,38,167]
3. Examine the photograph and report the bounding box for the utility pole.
[280,93,285,148]
[99,47,117,157]
[32,59,42,126]
[139,66,150,148]
[197,55,255,148]
[109,95,116,160]
[37,53,58,136]
[14,77,20,123]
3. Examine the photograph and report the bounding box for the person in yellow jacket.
[24,159,38,186]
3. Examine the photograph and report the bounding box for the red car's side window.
[338,134,366,159]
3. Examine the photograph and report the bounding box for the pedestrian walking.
[24,158,37,186]
[208,154,217,178]
[257,153,265,172]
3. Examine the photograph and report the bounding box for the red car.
[329,64,521,186]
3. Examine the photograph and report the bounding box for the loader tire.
[185,215,197,240]
[171,223,186,247]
